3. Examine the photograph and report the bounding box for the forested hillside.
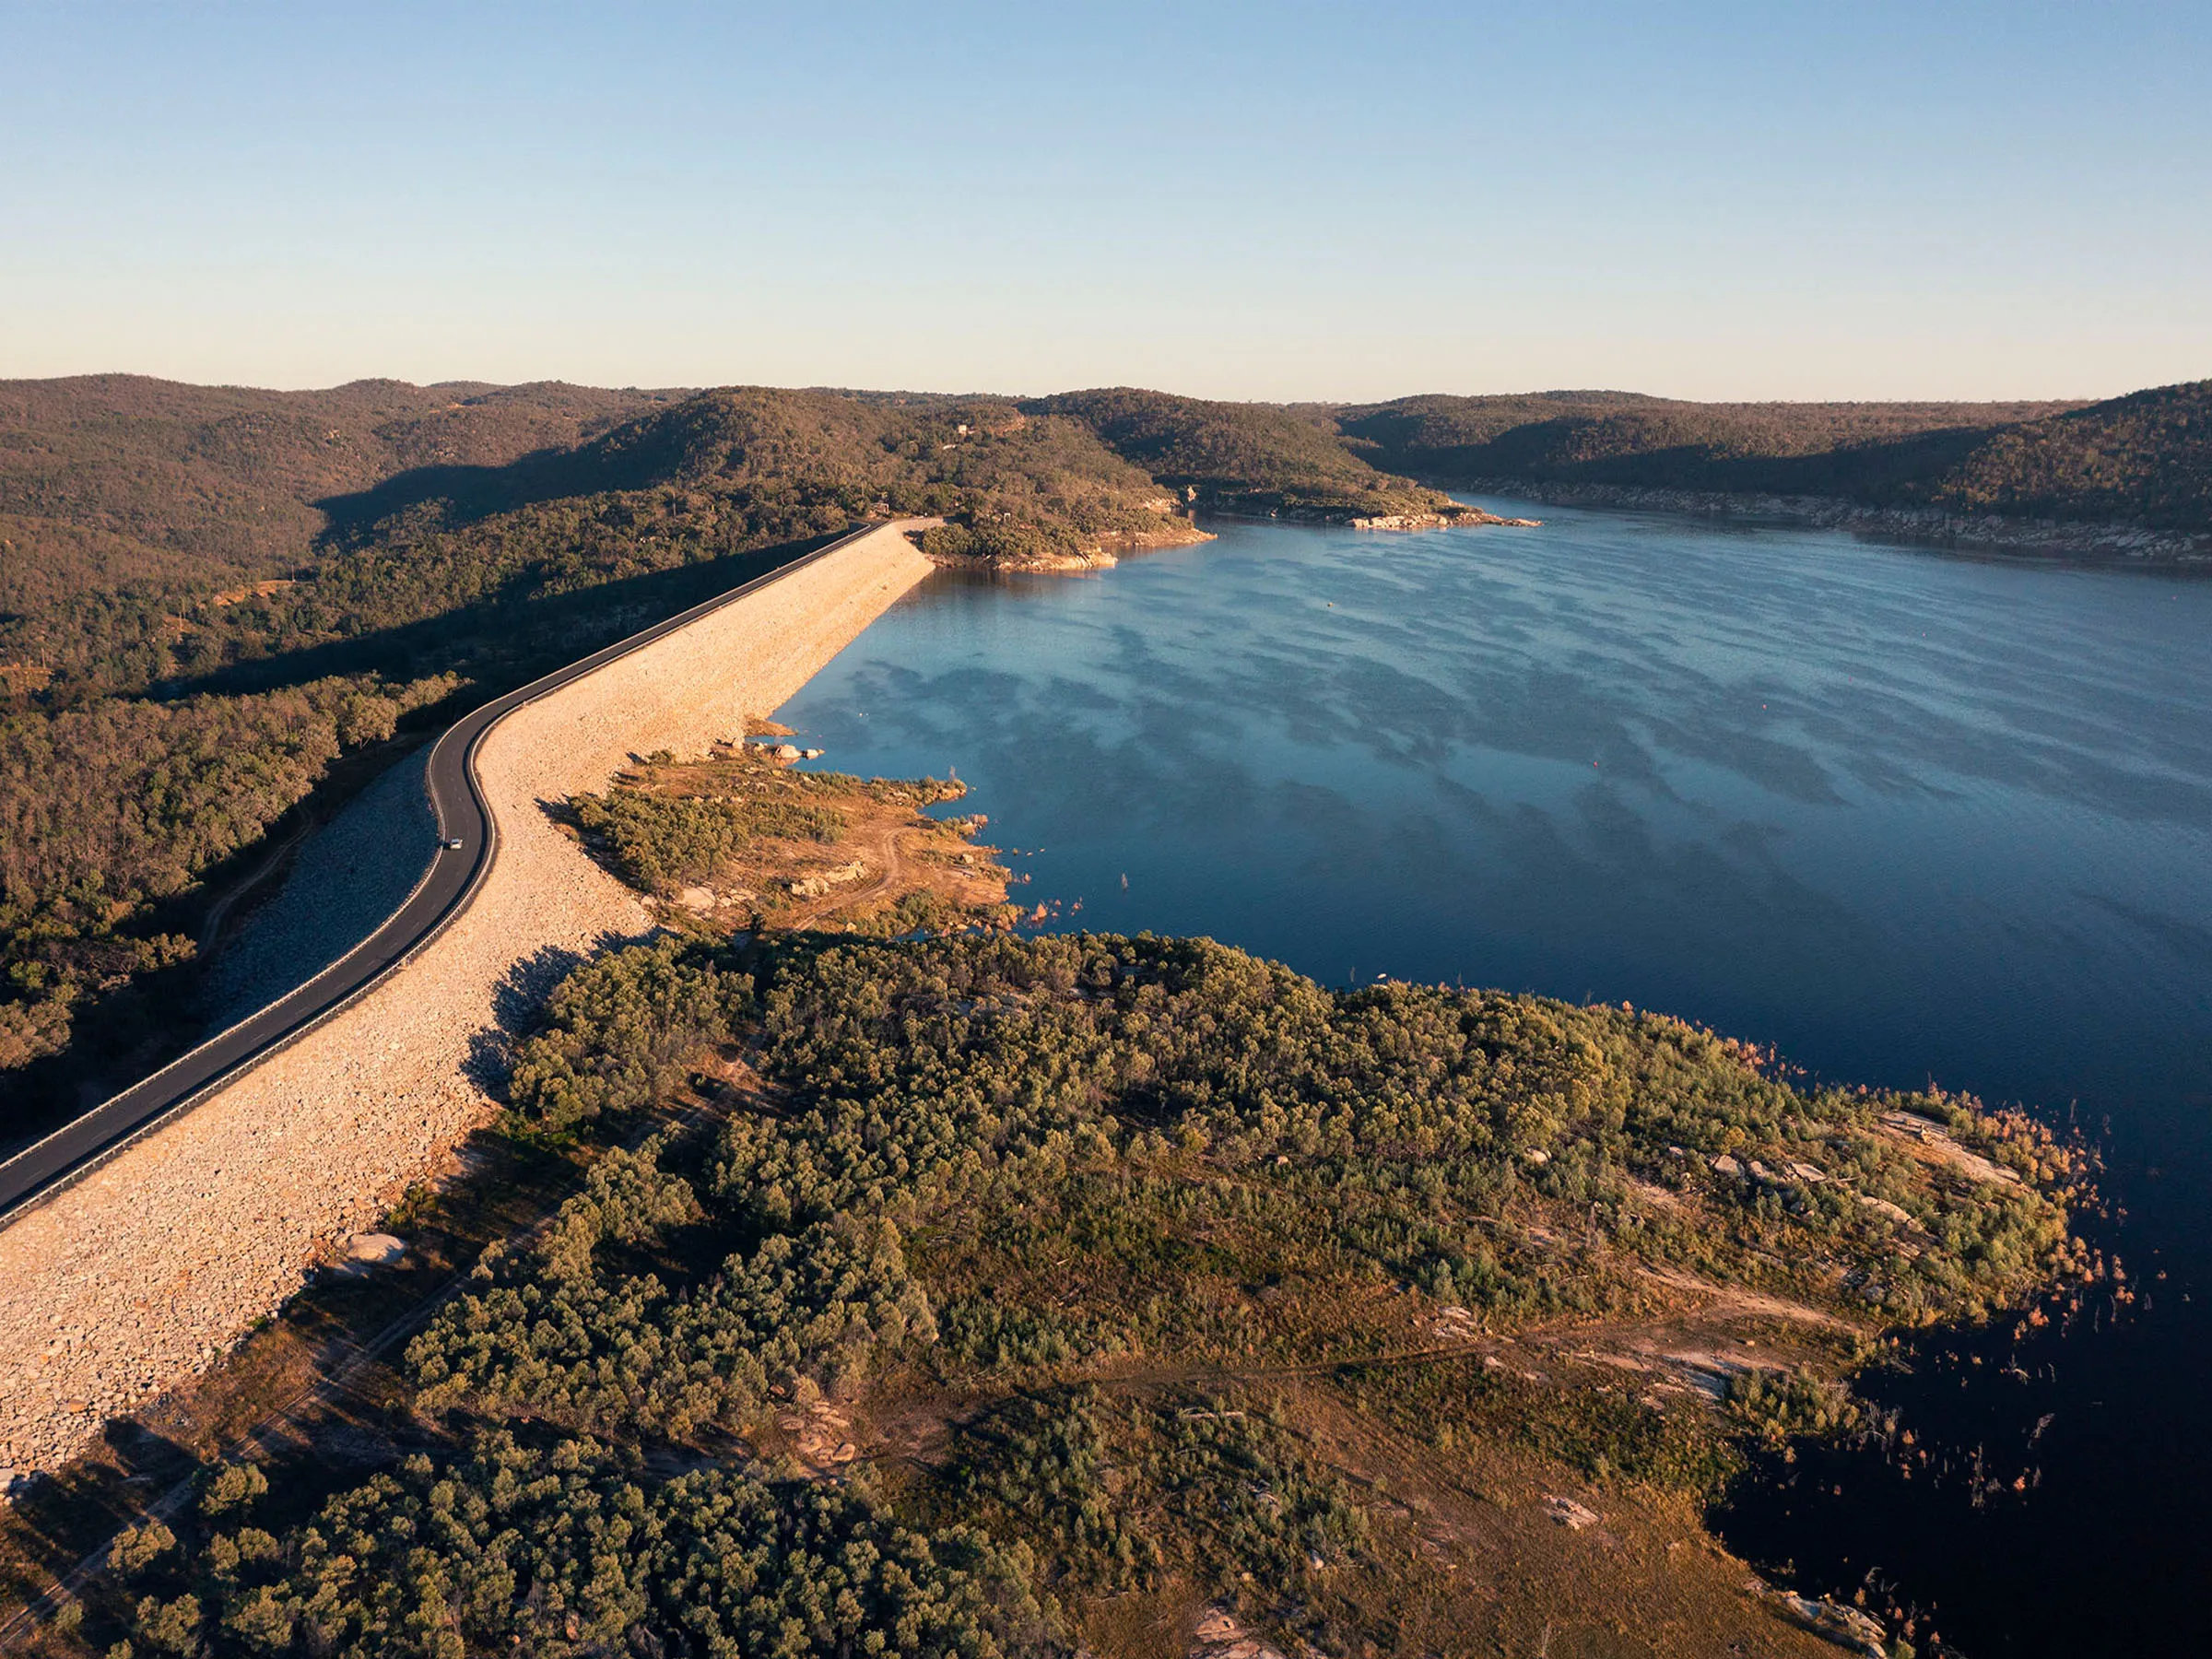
[1028,386,1477,522]
[67,929,2088,1659]
[1336,382,2212,533]
[6,370,2203,1130]
[0,376,666,641]
[1918,380,2212,528]
[0,380,1190,1124]
[0,382,1185,707]
[1334,393,2057,500]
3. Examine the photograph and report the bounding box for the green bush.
[103,929,2082,1653]
[122,1432,1058,1659]
[505,938,750,1130]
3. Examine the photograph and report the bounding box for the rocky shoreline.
[1348,504,1541,532]
[928,504,1541,569]
[1204,502,1541,534]
[917,521,1216,574]
[1455,477,2210,565]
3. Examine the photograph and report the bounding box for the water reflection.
[776,502,2212,1655]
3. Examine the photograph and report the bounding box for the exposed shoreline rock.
[1349,505,1541,531]
[915,520,1216,574]
[1209,502,1538,533]
[1452,477,2212,565]
[1097,522,1219,554]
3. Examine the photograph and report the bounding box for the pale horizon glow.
[3,1,2208,405]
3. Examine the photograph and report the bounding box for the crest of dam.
[0,522,936,1480]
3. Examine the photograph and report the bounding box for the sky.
[2,0,2207,402]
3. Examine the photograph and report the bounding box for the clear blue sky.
[3,0,2206,401]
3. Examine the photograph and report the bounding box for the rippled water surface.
[776,501,2212,1653]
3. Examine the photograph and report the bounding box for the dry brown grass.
[590,737,1015,937]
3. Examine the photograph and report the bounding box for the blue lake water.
[774,502,2212,1654]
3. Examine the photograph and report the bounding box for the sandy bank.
[0,524,935,1477]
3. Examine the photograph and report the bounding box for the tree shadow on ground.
[463,930,654,1098]
[0,1419,196,1610]
[464,944,587,1097]
[161,529,845,703]
[309,420,674,547]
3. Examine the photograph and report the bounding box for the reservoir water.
[774,501,2212,1655]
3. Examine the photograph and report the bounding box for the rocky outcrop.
[1208,500,1537,533]
[0,524,936,1480]
[916,521,1215,575]
[1348,506,1540,531]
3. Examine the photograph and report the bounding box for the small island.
[1348,505,1542,531]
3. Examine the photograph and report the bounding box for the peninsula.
[7,747,2094,1659]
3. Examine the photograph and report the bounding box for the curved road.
[0,524,884,1223]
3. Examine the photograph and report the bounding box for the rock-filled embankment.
[0,524,936,1478]
[203,743,438,1026]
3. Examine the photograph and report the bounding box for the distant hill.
[0,379,1188,1117]
[1913,381,2212,529]
[1034,380,2212,540]
[1335,393,2069,501]
[1026,386,1465,521]
[0,376,672,627]
[3,370,2206,1128]
[1335,382,2212,535]
[0,382,1181,704]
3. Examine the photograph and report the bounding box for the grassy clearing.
[566,736,1014,938]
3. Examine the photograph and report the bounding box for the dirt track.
[784,820,908,930]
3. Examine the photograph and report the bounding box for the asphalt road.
[0,524,879,1223]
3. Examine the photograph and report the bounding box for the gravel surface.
[0,526,935,1478]
[204,745,436,1027]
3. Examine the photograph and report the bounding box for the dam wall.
[0,524,935,1477]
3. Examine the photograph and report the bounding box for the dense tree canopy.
[1335,382,2212,532]
[0,382,1187,1112]
[7,369,2194,1119]
[1027,387,1462,520]
[112,1434,1057,1659]
[90,930,2085,1659]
